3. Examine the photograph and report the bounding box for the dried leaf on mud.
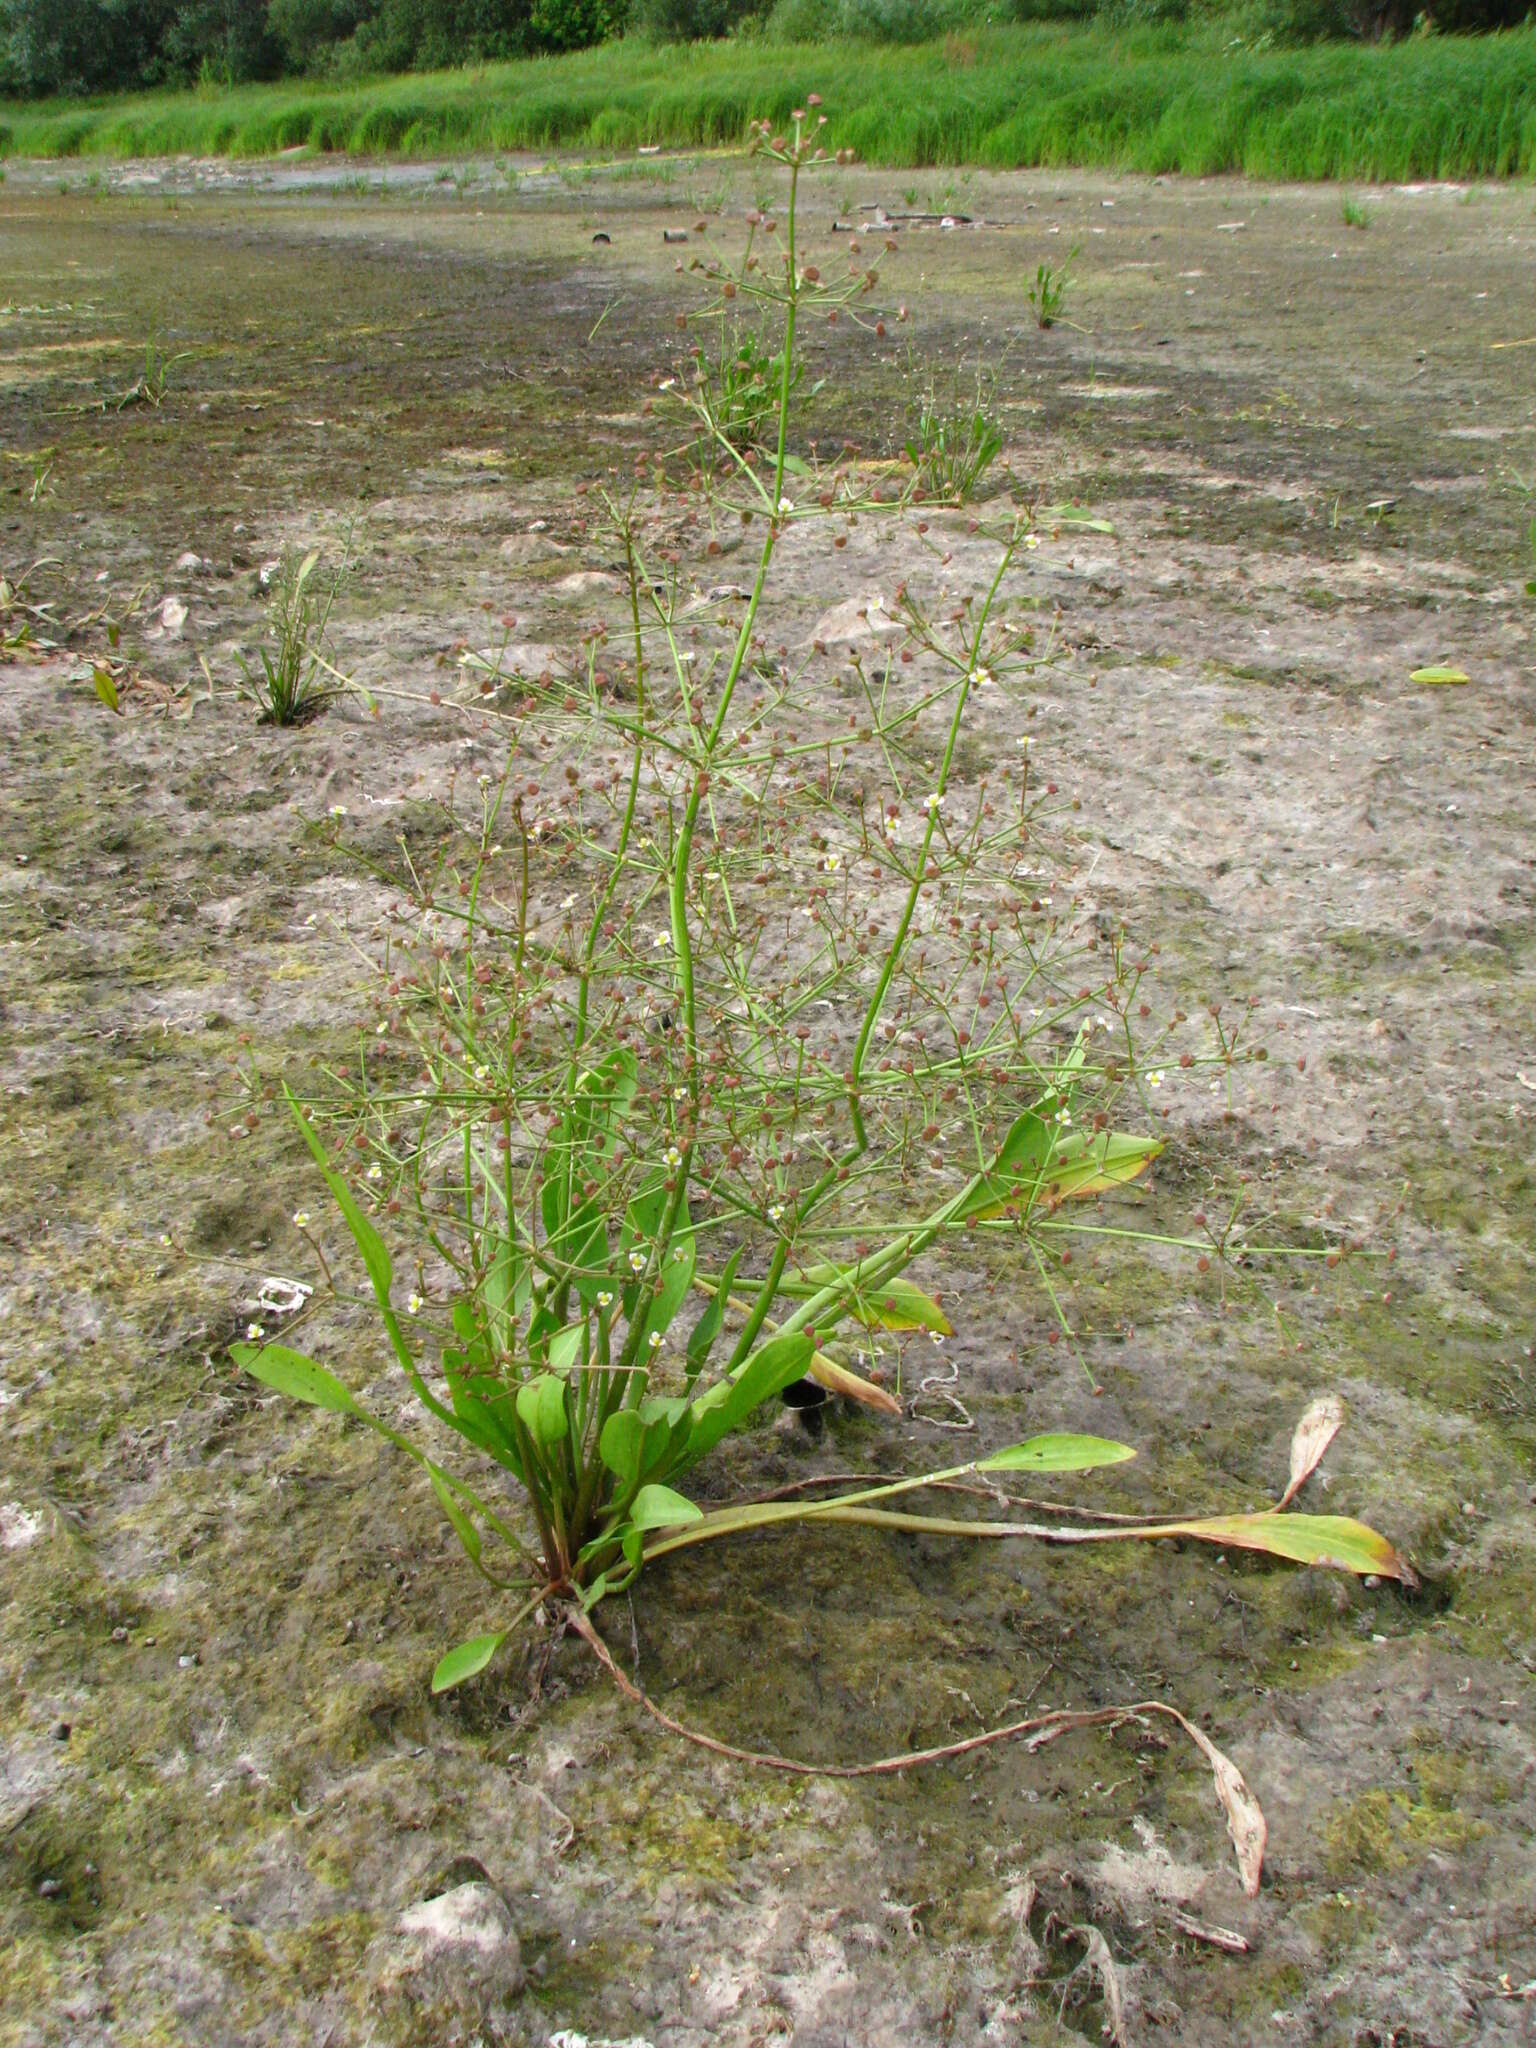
[1164,1707,1268,1899]
[1278,1392,1346,1508]
[1065,1924,1130,2045]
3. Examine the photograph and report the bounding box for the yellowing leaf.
[1410,666,1470,686]
[966,1131,1161,1220]
[1155,1510,1417,1585]
[788,1265,953,1336]
[806,1348,902,1415]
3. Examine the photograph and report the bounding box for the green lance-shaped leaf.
[516,1373,570,1451]
[626,1484,703,1532]
[637,1213,696,1353]
[685,1246,743,1381]
[287,1087,394,1305]
[285,1090,467,1439]
[682,1328,816,1467]
[1036,503,1116,534]
[232,1341,361,1415]
[977,1434,1137,1474]
[431,1632,506,1693]
[546,1324,585,1373]
[599,1408,646,1491]
[1409,666,1470,686]
[429,1468,483,1569]
[236,1341,528,1563]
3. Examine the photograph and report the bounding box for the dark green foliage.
[1234,0,1534,38]
[264,0,372,71]
[1,0,174,96]
[526,0,624,54]
[0,0,615,92]
[0,0,282,92]
[167,0,280,80]
[344,0,532,73]
[630,0,767,45]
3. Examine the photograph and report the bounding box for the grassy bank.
[2,25,1535,180]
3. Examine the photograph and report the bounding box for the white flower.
[1055,1107,1073,1127]
[648,1330,664,1350]
[651,929,671,949]
[407,1292,425,1315]
[561,893,577,911]
[664,1144,683,1169]
[628,1248,647,1273]
[929,1330,946,1347]
[968,666,993,688]
[1147,1070,1164,1087]
[1023,532,1041,551]
[366,1164,382,1183]
[776,496,794,514]
[924,793,945,813]
[767,1202,786,1224]
[1016,735,1034,749]
[673,1085,689,1101]
[158,1232,173,1247]
[375,1020,388,1035]
[596,1289,614,1309]
[328,804,347,818]
[245,1322,264,1341]
[293,1209,312,1228]
[473,1064,489,1082]
[822,851,841,873]
[659,376,676,390]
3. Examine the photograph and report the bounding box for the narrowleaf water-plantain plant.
[233,107,1411,1875]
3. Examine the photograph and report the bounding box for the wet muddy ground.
[2,151,1534,2047]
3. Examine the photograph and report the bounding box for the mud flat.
[1,156,1533,2046]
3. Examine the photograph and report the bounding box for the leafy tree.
[166,0,280,78]
[264,0,376,72]
[1,0,173,94]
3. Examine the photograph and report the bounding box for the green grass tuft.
[2,26,1536,180]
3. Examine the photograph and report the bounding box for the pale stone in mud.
[551,570,624,599]
[0,1502,44,1549]
[807,592,904,647]
[375,1880,525,2007]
